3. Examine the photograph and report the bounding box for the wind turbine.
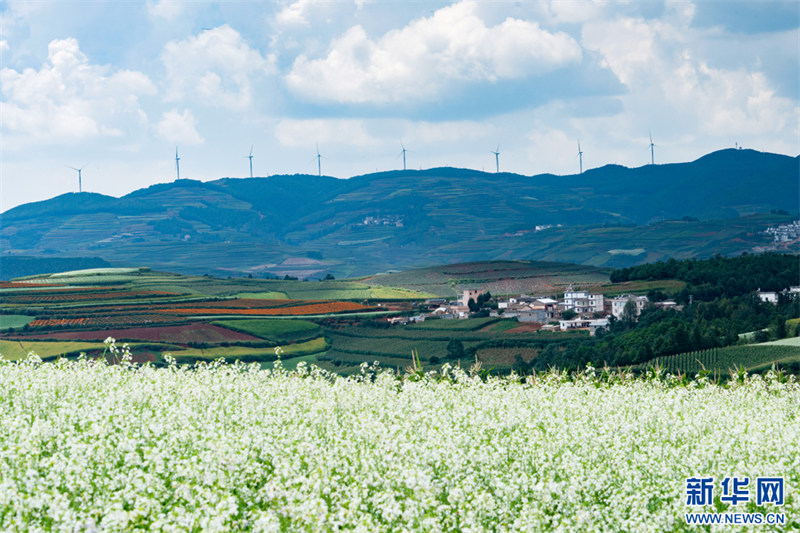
[67,164,87,193]
[491,145,500,173]
[244,145,254,178]
[649,131,656,165]
[397,142,408,171]
[175,147,180,180]
[316,144,322,176]
[577,141,583,174]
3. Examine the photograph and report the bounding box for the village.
[387,285,682,336]
[384,283,799,334]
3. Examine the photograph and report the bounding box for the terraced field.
[361,260,612,297]
[638,336,800,375]
[0,268,386,366]
[320,320,584,375]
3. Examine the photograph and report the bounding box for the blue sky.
[1,0,798,211]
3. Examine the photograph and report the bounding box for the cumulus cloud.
[581,13,798,140]
[0,38,155,142]
[162,25,276,111]
[156,109,204,145]
[277,0,316,26]
[286,0,582,104]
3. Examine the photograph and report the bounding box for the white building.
[563,285,604,314]
[611,295,649,319]
[757,290,779,304]
[558,317,609,335]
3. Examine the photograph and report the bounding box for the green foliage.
[610,253,798,301]
[447,339,465,359]
[0,256,113,280]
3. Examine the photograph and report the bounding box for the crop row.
[161,301,373,316]
[29,315,180,328]
[29,318,89,327]
[3,290,178,304]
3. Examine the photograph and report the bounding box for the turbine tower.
[245,145,254,178]
[649,131,655,165]
[175,147,180,180]
[67,164,86,193]
[491,145,500,173]
[577,141,583,174]
[398,142,407,171]
[316,144,322,177]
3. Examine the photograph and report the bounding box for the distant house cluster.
[757,286,800,304]
[765,221,800,243]
[396,283,692,336]
[362,215,404,227]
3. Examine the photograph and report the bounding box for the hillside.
[1,149,797,278]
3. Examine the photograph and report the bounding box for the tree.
[621,299,638,328]
[447,339,465,359]
[468,298,479,313]
[323,273,335,280]
[561,309,577,320]
[774,317,787,339]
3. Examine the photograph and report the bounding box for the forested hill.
[1,149,797,278]
[610,253,799,299]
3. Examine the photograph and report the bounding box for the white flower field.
[0,346,797,532]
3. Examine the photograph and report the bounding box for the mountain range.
[1,148,797,279]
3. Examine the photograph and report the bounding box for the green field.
[168,337,329,362]
[232,291,289,299]
[638,339,800,375]
[212,319,321,343]
[407,317,503,331]
[0,315,34,330]
[320,319,584,373]
[0,340,178,361]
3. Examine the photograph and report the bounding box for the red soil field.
[10,324,263,343]
[0,282,67,288]
[504,323,543,334]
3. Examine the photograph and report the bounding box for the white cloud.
[162,25,276,111]
[0,38,155,143]
[286,0,581,104]
[580,13,798,145]
[0,40,9,53]
[157,109,204,145]
[146,0,185,21]
[277,0,316,26]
